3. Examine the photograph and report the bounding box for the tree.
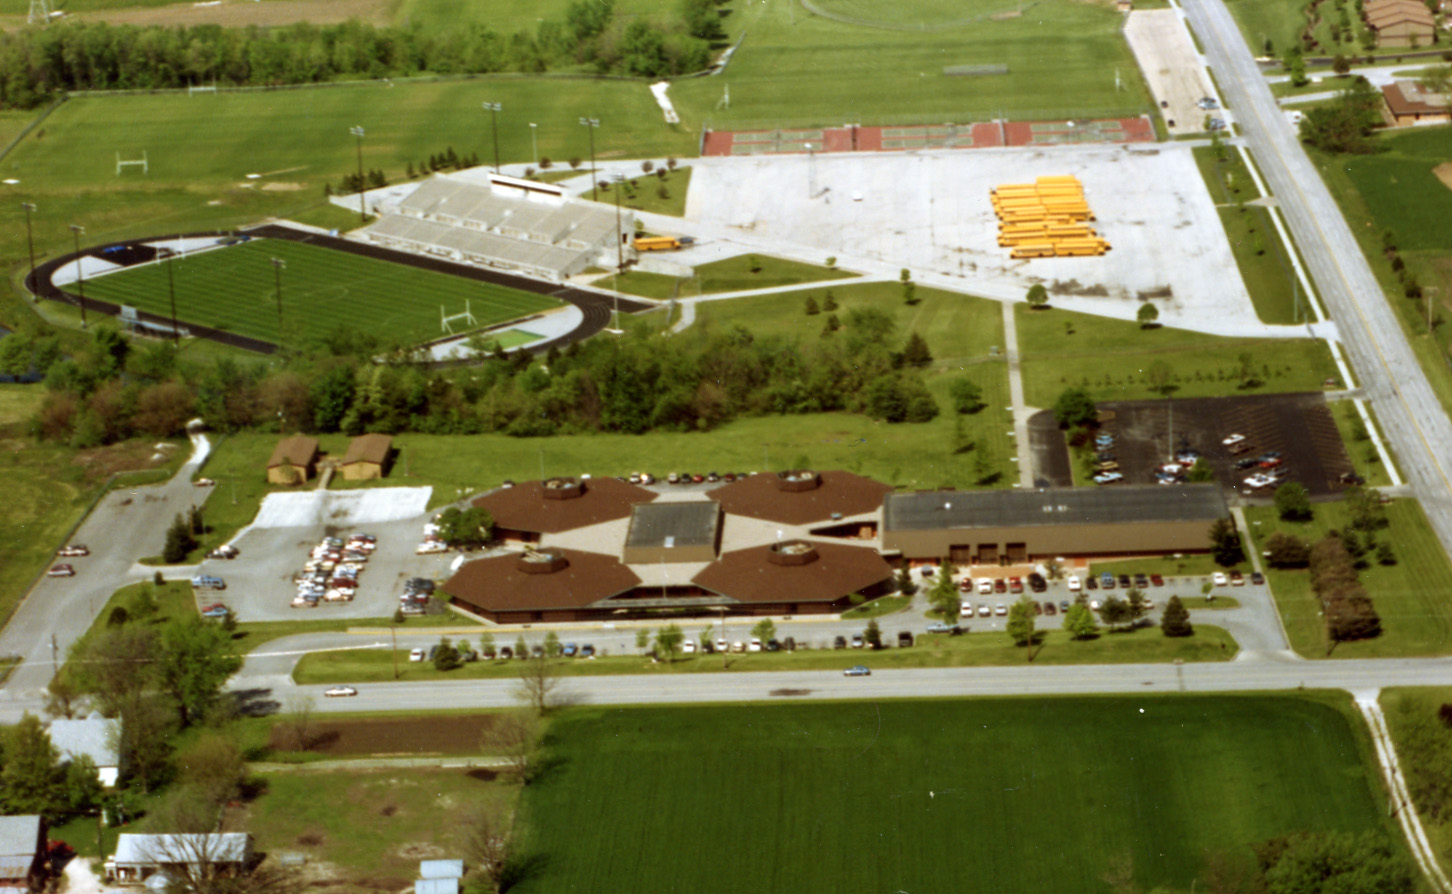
[1126,588,1147,624]
[1274,482,1313,521]
[655,624,684,661]
[514,654,563,715]
[543,631,562,658]
[480,710,542,782]
[44,674,81,719]
[163,512,196,563]
[949,376,986,415]
[114,693,176,793]
[927,567,962,627]
[1209,517,1245,567]
[1256,831,1413,894]
[751,618,776,644]
[1299,76,1385,154]
[804,295,820,315]
[479,632,497,659]
[1062,602,1099,640]
[176,731,246,809]
[1417,63,1452,94]
[1266,531,1311,568]
[1026,283,1049,309]
[635,627,651,655]
[1161,595,1193,637]
[462,801,513,894]
[1332,53,1352,76]
[1136,302,1159,327]
[893,567,917,596]
[1,714,62,818]
[434,637,462,670]
[1099,596,1132,631]
[154,616,242,726]
[60,755,102,818]
[901,331,932,368]
[70,626,156,716]
[1006,595,1037,659]
[282,696,316,751]
[864,618,882,650]
[1345,484,1387,531]
[1052,387,1097,428]
[434,506,494,549]
[1145,359,1175,396]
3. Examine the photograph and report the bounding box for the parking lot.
[1032,393,1354,499]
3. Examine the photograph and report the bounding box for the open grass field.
[80,238,560,349]
[611,254,855,299]
[1194,144,1261,204]
[1328,399,1393,487]
[590,165,692,216]
[1222,0,1372,59]
[669,0,1152,129]
[1220,205,1309,324]
[511,695,1395,894]
[1015,305,1341,406]
[1381,685,1452,880]
[1245,499,1452,658]
[293,624,1238,682]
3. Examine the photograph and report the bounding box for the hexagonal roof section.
[472,476,657,536]
[708,470,892,526]
[692,539,892,605]
[442,547,641,612]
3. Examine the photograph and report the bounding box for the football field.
[81,238,562,349]
[514,695,1396,894]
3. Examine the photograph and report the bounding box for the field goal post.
[188,84,218,96]
[116,151,148,176]
[441,299,478,334]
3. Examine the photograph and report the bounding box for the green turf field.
[80,238,560,349]
[511,696,1395,894]
[671,0,1152,128]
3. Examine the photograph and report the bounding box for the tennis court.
[701,117,1153,157]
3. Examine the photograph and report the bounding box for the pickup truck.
[190,575,226,590]
[926,621,960,634]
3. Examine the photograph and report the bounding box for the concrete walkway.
[1001,301,1034,489]
[251,755,509,773]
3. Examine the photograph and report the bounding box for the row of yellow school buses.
[991,176,1111,259]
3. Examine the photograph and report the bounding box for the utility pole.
[390,622,399,680]
[21,202,37,302]
[271,257,286,352]
[166,248,179,348]
[579,117,600,201]
[483,102,502,174]
[349,126,367,224]
[68,224,88,329]
[612,173,625,305]
[529,122,538,165]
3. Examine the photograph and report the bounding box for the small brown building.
[266,435,319,485]
[1381,80,1450,125]
[340,433,393,481]
[1364,0,1436,46]
[0,815,46,894]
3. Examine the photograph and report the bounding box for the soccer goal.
[116,151,148,176]
[441,299,478,334]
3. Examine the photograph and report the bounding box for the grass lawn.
[511,694,1395,894]
[1380,686,1452,879]
[610,254,855,299]
[1328,399,1393,487]
[591,166,691,216]
[82,238,559,350]
[1015,305,1341,406]
[1194,144,1261,204]
[1089,553,1241,578]
[1244,499,1452,658]
[292,625,1239,683]
[1222,0,1372,60]
[1310,130,1452,417]
[281,202,370,234]
[840,594,911,619]
[1219,205,1309,324]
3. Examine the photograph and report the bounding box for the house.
[1381,79,1451,125]
[106,834,252,886]
[340,433,393,481]
[416,859,463,894]
[48,716,120,787]
[0,816,46,894]
[1364,0,1436,46]
[266,435,319,485]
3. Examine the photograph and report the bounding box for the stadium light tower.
[529,122,538,165]
[166,244,179,348]
[271,257,286,353]
[349,126,367,224]
[579,117,599,201]
[68,223,87,330]
[20,203,37,303]
[483,102,502,174]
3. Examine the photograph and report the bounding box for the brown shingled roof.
[443,548,641,611]
[341,433,392,466]
[267,435,319,469]
[472,477,657,535]
[708,471,893,526]
[692,540,892,604]
[1382,81,1449,116]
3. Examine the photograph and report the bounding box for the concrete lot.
[683,144,1260,334]
[1124,10,1219,138]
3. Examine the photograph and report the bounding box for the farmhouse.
[1363,0,1436,46]
[0,815,45,894]
[880,484,1229,563]
[48,717,120,787]
[266,435,319,485]
[106,833,252,886]
[1381,80,1451,125]
[340,433,393,481]
[364,173,633,283]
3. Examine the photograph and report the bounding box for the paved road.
[1180,0,1452,560]
[0,435,212,703]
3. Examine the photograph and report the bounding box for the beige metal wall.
[883,518,1218,561]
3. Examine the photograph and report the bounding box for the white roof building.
[107,834,252,885]
[49,717,120,787]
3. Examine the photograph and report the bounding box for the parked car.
[716,638,729,653]
[416,541,448,554]
[1009,576,1024,594]
[1093,471,1124,484]
[1086,576,1098,590]
[1100,572,1115,589]
[898,631,914,647]
[683,640,697,654]
[926,622,959,634]
[960,602,974,617]
[993,578,1007,594]
[1150,574,1165,587]
[977,578,993,595]
[193,477,215,487]
[850,634,864,649]
[190,575,225,590]
[957,578,973,593]
[47,563,76,577]
[749,638,763,652]
[995,604,1008,617]
[324,686,357,698]
[843,665,871,677]
[1230,570,1245,586]
[409,648,425,662]
[1243,473,1276,489]
[581,644,596,658]
[1067,575,1081,592]
[1043,602,1057,616]
[1028,573,1047,593]
[1117,574,1131,589]
[207,544,239,560]
[1212,572,1229,586]
[1060,600,1071,613]
[833,636,847,650]
[56,544,89,557]
[1250,571,1265,585]
[1221,433,1245,447]
[200,604,230,619]
[562,643,578,657]
[977,604,991,617]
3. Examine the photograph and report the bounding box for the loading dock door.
[976,544,998,565]
[949,545,973,563]
[1006,543,1028,564]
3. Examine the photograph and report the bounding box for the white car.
[1212,572,1229,587]
[323,686,357,698]
[409,648,426,662]
[977,578,993,595]
[748,638,762,652]
[1243,473,1276,489]
[416,541,448,555]
[960,602,974,617]
[1221,433,1246,447]
[683,640,697,654]
[1067,575,1081,592]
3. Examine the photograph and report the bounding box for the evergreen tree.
[1161,595,1193,637]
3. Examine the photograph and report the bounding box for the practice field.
[513,696,1395,894]
[80,238,561,349]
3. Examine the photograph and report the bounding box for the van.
[409,648,425,662]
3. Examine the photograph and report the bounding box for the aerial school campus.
[5,0,1452,891]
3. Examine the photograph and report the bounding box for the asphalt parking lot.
[1033,393,1354,499]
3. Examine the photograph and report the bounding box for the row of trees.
[1310,533,1383,649]
[0,0,728,108]
[23,306,964,446]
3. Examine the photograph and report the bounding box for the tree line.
[0,0,729,109]
[13,304,962,447]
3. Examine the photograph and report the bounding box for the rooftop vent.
[517,549,569,574]
[767,540,820,567]
[775,470,822,493]
[542,477,584,500]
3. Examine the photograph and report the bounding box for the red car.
[1259,457,1283,469]
[328,578,358,590]
[1009,577,1024,594]
[1150,574,1165,587]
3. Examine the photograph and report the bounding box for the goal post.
[116,151,148,176]
[440,299,478,334]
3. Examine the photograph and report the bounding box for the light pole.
[166,246,179,347]
[612,172,625,275]
[349,125,366,224]
[483,102,502,173]
[529,122,538,165]
[579,117,599,201]
[806,143,816,199]
[20,202,36,302]
[270,257,286,352]
[69,224,87,330]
